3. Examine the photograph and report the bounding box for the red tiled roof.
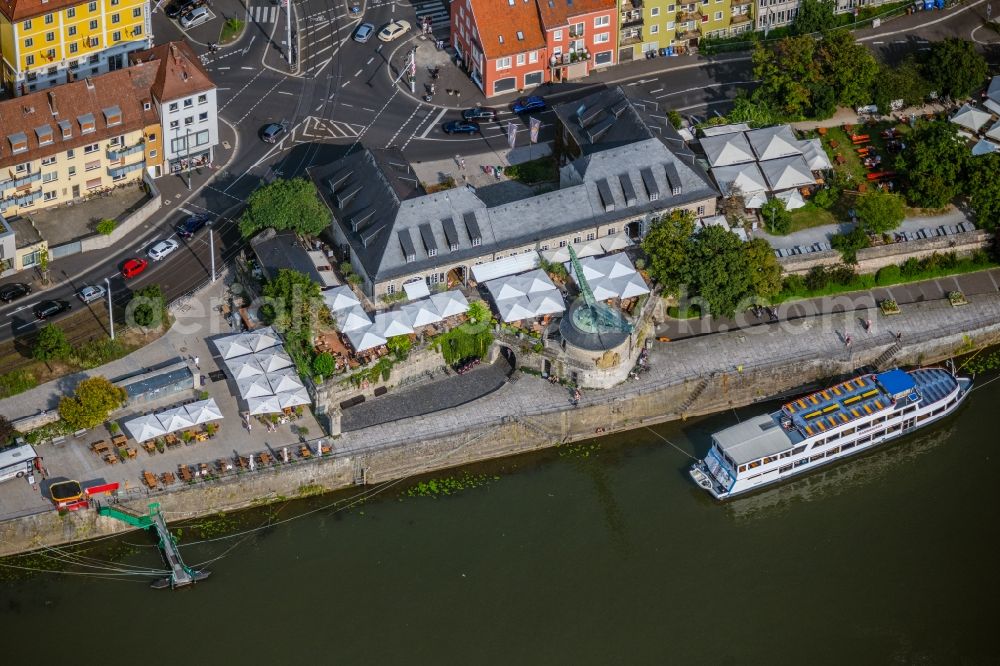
[535,0,615,30]
[0,63,159,170]
[0,0,83,22]
[467,0,546,60]
[129,41,215,103]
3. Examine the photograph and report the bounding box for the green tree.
[129,284,165,328]
[724,94,781,128]
[816,30,879,109]
[871,58,931,115]
[386,334,412,360]
[641,209,697,295]
[311,351,335,378]
[830,226,871,264]
[0,414,14,446]
[32,324,71,361]
[856,189,906,234]
[466,300,491,324]
[262,269,322,372]
[239,177,331,238]
[744,238,783,299]
[96,218,116,235]
[58,376,127,430]
[791,0,837,35]
[966,152,1000,231]
[751,38,815,120]
[896,121,968,208]
[923,38,988,101]
[685,226,753,318]
[761,198,792,234]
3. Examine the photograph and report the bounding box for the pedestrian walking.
[194,355,200,369]
[865,319,872,333]
[459,158,466,170]
[896,331,903,343]
[844,334,852,347]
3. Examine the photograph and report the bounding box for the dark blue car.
[175,213,209,239]
[442,120,481,135]
[511,96,546,114]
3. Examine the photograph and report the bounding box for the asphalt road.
[0,0,992,345]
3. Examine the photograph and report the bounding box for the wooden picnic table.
[258,452,273,465]
[178,465,193,482]
[319,443,332,455]
[111,434,127,447]
[165,433,180,447]
[91,439,110,453]
[299,445,311,459]
[161,471,176,485]
[126,447,138,460]
[142,471,158,489]
[237,456,249,470]
[104,453,119,465]
[216,458,233,473]
[143,441,157,454]
[198,462,209,476]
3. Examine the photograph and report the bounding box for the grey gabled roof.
[745,125,802,161]
[701,132,755,167]
[313,140,717,284]
[759,155,815,191]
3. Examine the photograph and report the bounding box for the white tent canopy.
[276,388,311,409]
[346,326,388,352]
[759,155,815,192]
[565,254,650,301]
[486,269,566,323]
[972,138,1000,156]
[801,138,833,171]
[157,406,195,432]
[237,374,274,399]
[247,395,282,415]
[255,349,294,373]
[322,285,361,313]
[266,369,305,395]
[774,188,807,211]
[226,356,264,380]
[471,251,539,283]
[713,162,767,199]
[244,327,280,353]
[746,125,803,161]
[336,305,372,333]
[215,336,253,360]
[184,398,223,424]
[401,300,443,328]
[429,290,469,318]
[950,104,991,132]
[123,414,167,442]
[371,311,414,339]
[403,279,430,300]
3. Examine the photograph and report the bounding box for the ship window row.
[739,445,806,473]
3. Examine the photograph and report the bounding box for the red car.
[121,258,148,279]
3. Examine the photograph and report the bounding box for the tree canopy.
[642,209,697,295]
[871,58,931,115]
[262,269,323,374]
[0,415,14,446]
[33,324,71,361]
[239,177,331,238]
[791,0,837,35]
[760,198,792,235]
[923,38,988,101]
[58,376,127,430]
[966,153,1000,231]
[856,189,906,234]
[896,121,968,209]
[129,284,165,329]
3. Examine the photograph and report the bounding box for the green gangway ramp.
[96,503,155,528]
[97,502,202,588]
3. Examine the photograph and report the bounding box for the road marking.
[341,102,353,107]
[241,66,254,70]
[354,68,363,77]
[366,56,374,65]
[419,107,448,138]
[279,91,294,95]
[312,42,336,57]
[307,57,332,74]
[217,66,231,70]
[654,80,760,99]
[342,80,351,87]
[362,107,376,112]
[872,41,884,44]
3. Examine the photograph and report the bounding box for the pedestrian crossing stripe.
[414,0,450,28]
[249,6,279,23]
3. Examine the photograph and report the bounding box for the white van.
[0,444,37,484]
[180,5,210,28]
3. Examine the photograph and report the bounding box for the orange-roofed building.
[451,0,616,98]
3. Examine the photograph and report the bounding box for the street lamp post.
[105,277,114,341]
[185,127,192,191]
[208,219,216,283]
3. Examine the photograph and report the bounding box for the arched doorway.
[447,265,467,288]
[625,221,642,240]
[499,346,516,376]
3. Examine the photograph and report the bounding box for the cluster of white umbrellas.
[564,253,650,301]
[322,286,372,332]
[540,235,631,264]
[213,327,311,415]
[122,398,224,442]
[485,269,566,323]
[346,290,469,352]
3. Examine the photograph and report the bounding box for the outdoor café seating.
[143,441,157,455]
[126,447,138,460]
[161,471,176,485]
[178,465,193,482]
[92,440,110,455]
[217,458,233,473]
[112,434,127,447]
[104,453,119,465]
[299,445,311,459]
[142,471,158,489]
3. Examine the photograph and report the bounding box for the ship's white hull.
[690,375,972,501]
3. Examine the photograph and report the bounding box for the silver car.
[148,238,180,261]
[353,23,374,43]
[78,285,107,304]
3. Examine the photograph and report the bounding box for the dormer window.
[34,125,53,146]
[58,119,71,138]
[102,105,122,127]
[9,132,28,154]
[77,112,96,134]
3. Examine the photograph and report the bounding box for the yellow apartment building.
[0,0,151,96]
[0,60,161,217]
[618,0,754,61]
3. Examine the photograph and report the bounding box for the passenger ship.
[689,368,972,500]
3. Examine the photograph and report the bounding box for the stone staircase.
[678,376,711,417]
[871,341,902,371]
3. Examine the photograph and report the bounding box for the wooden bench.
[178,465,193,482]
[126,447,138,460]
[104,453,119,465]
[161,471,176,485]
[111,434,127,447]
[142,471,158,489]
[143,441,157,455]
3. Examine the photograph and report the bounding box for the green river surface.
[2,373,999,665]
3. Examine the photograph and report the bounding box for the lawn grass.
[504,155,557,184]
[219,18,245,45]
[788,205,837,233]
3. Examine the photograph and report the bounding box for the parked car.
[260,123,287,144]
[148,239,180,261]
[511,95,546,114]
[165,0,204,18]
[377,19,411,42]
[179,5,210,29]
[442,120,480,135]
[77,285,106,304]
[33,300,70,320]
[353,22,375,43]
[462,107,499,122]
[122,258,148,279]
[176,213,209,239]
[0,282,30,303]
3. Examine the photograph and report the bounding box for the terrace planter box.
[879,298,900,316]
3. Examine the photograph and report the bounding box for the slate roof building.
[311,139,717,300]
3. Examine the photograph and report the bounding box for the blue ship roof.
[875,369,915,396]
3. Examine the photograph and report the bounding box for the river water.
[3,374,999,665]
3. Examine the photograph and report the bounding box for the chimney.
[47,91,57,116]
[85,77,94,90]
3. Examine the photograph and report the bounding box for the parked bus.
[0,444,38,483]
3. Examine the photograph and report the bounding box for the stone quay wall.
[3,310,999,558]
